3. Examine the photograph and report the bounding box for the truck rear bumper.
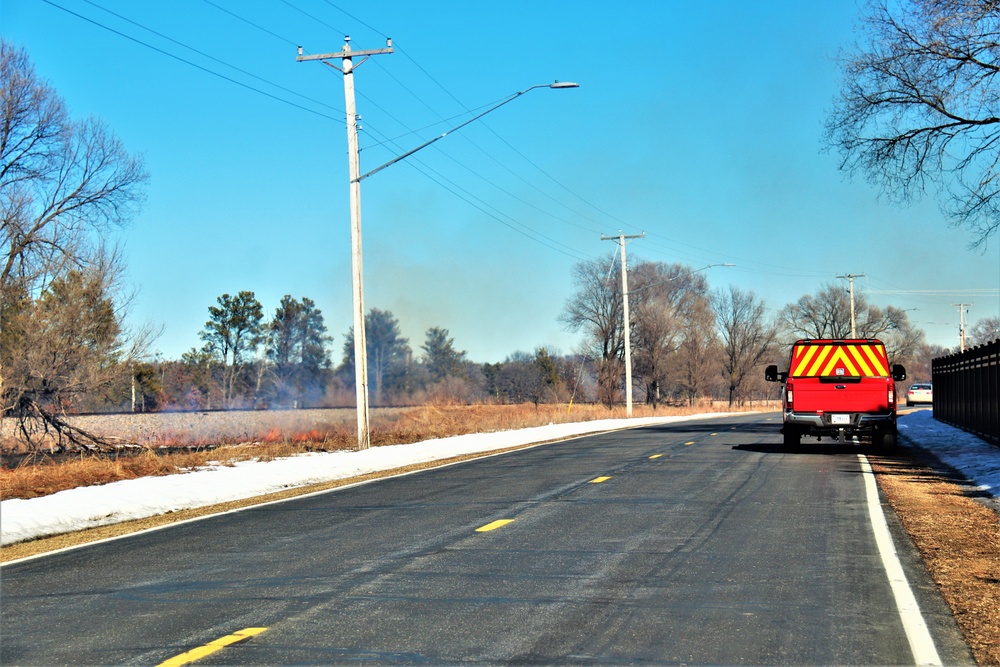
[783,411,896,433]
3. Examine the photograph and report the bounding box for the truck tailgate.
[793,380,889,413]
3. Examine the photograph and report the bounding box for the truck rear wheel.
[783,428,801,448]
[879,430,897,450]
[865,429,898,453]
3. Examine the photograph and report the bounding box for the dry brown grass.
[871,454,1000,666]
[0,402,742,501]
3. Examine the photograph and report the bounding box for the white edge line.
[2,415,742,567]
[858,454,942,667]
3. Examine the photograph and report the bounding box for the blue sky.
[4,0,998,363]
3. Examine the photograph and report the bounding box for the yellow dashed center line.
[649,454,663,459]
[157,627,267,667]
[476,519,514,532]
[684,441,696,446]
[590,476,612,483]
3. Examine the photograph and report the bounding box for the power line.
[279,0,347,36]
[202,0,299,48]
[360,125,591,260]
[40,0,342,122]
[80,0,343,116]
[205,2,590,256]
[865,289,1000,295]
[293,2,624,248]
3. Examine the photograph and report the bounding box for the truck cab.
[765,339,906,449]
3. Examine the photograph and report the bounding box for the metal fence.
[931,339,999,447]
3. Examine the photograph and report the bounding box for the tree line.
[113,263,1000,416]
[130,294,580,413]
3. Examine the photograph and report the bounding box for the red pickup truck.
[765,339,906,449]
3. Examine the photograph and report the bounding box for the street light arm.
[354,82,578,183]
[626,263,735,296]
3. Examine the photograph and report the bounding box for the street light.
[356,82,579,182]
[300,39,578,449]
[627,263,735,296]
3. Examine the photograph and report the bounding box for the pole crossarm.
[296,46,394,62]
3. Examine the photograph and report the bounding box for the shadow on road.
[732,442,869,456]
[641,421,779,436]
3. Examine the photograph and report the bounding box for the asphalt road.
[0,414,974,665]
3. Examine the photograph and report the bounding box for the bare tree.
[968,315,1000,345]
[560,254,625,407]
[1,41,146,290]
[827,0,1000,247]
[1,41,148,447]
[779,282,911,340]
[714,286,778,407]
[778,284,854,341]
[630,262,712,409]
[779,282,924,365]
[670,298,721,406]
[777,282,927,399]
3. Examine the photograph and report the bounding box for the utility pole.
[953,303,972,352]
[298,37,393,451]
[602,232,644,417]
[836,273,865,338]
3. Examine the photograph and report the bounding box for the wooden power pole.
[602,232,644,417]
[297,37,393,450]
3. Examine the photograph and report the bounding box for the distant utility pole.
[953,303,973,352]
[836,273,866,338]
[602,231,644,417]
[297,36,393,451]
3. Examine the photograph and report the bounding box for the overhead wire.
[274,0,602,259]
[201,0,593,261]
[294,0,613,240]
[81,0,814,279]
[319,1,640,239]
[79,0,343,115]
[356,123,592,260]
[202,0,299,48]
[39,0,342,122]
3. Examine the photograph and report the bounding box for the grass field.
[1,401,752,500]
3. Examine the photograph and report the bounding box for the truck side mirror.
[891,364,906,381]
[765,365,778,382]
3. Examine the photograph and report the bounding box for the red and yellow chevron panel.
[789,342,889,378]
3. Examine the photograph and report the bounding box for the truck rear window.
[789,342,889,379]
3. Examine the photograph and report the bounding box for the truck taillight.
[888,385,894,405]
[786,382,793,409]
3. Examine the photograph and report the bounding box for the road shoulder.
[869,443,1000,666]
